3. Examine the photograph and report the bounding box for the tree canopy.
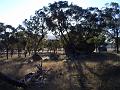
[0,1,120,59]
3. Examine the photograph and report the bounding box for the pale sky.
[0,0,120,28]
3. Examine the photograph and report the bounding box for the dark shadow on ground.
[0,52,120,90]
[65,52,120,90]
[78,52,120,62]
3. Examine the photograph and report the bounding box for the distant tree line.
[0,1,120,59]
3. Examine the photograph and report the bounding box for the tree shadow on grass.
[86,53,120,90]
[0,63,25,90]
[66,60,88,90]
[73,52,120,62]
[66,52,120,90]
[84,62,120,90]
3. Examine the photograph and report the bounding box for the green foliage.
[102,2,120,53]
[23,9,48,53]
[0,1,120,56]
[46,39,61,52]
[41,1,107,54]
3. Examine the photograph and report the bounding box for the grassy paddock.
[0,53,120,90]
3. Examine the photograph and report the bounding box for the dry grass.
[0,53,120,90]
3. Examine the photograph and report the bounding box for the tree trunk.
[18,48,21,57]
[95,44,98,52]
[116,29,119,53]
[6,48,9,59]
[10,49,13,58]
[24,50,27,58]
[28,51,31,56]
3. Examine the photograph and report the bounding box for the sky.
[0,0,120,28]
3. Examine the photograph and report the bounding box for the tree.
[46,39,61,53]
[23,9,47,60]
[0,23,16,59]
[0,23,6,56]
[43,1,105,57]
[102,2,120,53]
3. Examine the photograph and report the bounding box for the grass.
[0,53,120,90]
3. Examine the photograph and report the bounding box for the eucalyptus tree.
[0,23,16,59]
[23,8,48,60]
[46,39,61,53]
[101,2,120,53]
[0,23,5,55]
[81,7,108,52]
[16,25,34,56]
[42,1,105,57]
[15,32,26,57]
[25,32,35,56]
[44,1,83,55]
